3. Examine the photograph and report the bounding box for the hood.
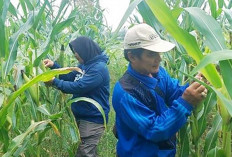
[69,36,102,63]
[84,53,109,65]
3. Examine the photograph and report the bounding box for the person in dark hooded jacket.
[44,36,110,157]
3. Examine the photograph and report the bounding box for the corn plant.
[0,0,112,156]
[117,0,232,156]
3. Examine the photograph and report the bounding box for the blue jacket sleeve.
[52,68,103,94]
[58,71,78,81]
[113,85,192,143]
[50,62,79,81]
[162,69,189,106]
[50,62,61,69]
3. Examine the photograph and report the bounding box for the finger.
[195,76,202,80]
[196,85,206,93]
[44,60,49,65]
[190,82,201,89]
[203,88,208,94]
[195,72,202,78]
[44,63,50,67]
[201,92,207,98]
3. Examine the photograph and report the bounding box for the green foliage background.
[1,0,232,156]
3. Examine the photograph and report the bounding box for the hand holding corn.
[182,82,207,107]
[43,59,55,85]
[182,73,208,107]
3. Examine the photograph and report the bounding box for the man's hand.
[182,82,208,107]
[194,72,210,85]
[44,59,54,68]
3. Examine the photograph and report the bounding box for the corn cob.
[21,70,40,106]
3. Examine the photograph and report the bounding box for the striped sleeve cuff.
[176,97,193,113]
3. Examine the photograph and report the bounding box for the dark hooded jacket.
[51,36,110,124]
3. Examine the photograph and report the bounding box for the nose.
[155,53,162,62]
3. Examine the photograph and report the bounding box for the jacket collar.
[78,53,109,68]
[127,64,158,89]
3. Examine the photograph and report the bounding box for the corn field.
[1,0,232,156]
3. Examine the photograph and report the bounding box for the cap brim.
[142,39,175,53]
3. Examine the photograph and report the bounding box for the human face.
[130,49,162,76]
[74,52,84,64]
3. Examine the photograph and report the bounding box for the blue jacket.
[112,64,193,157]
[52,53,110,124]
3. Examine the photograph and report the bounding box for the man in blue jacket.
[44,36,110,157]
[112,24,207,157]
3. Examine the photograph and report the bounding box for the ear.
[127,52,137,63]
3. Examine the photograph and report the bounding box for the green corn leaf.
[193,0,205,7]
[204,114,222,156]
[185,7,226,51]
[0,17,6,58]
[37,104,51,116]
[208,0,217,18]
[207,147,226,157]
[32,0,48,29]
[33,16,75,67]
[67,97,107,129]
[0,0,3,12]
[228,0,232,9]
[49,112,63,120]
[218,0,223,8]
[146,0,222,88]
[179,125,189,157]
[56,3,70,25]
[19,0,27,18]
[37,127,50,145]
[180,70,232,117]
[178,58,188,84]
[45,0,53,14]
[224,9,232,26]
[219,60,232,99]
[190,50,232,99]
[185,7,232,100]
[0,128,9,152]
[185,7,232,99]
[0,93,4,107]
[3,120,50,157]
[198,92,217,137]
[212,86,232,117]
[114,0,143,35]
[3,10,39,79]
[69,123,79,143]
[8,3,18,18]
[51,17,75,38]
[1,0,10,22]
[52,0,69,26]
[24,0,34,11]
[0,67,81,128]
[137,1,163,36]
[13,136,30,157]
[171,7,184,20]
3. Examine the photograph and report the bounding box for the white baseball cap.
[124,23,175,52]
